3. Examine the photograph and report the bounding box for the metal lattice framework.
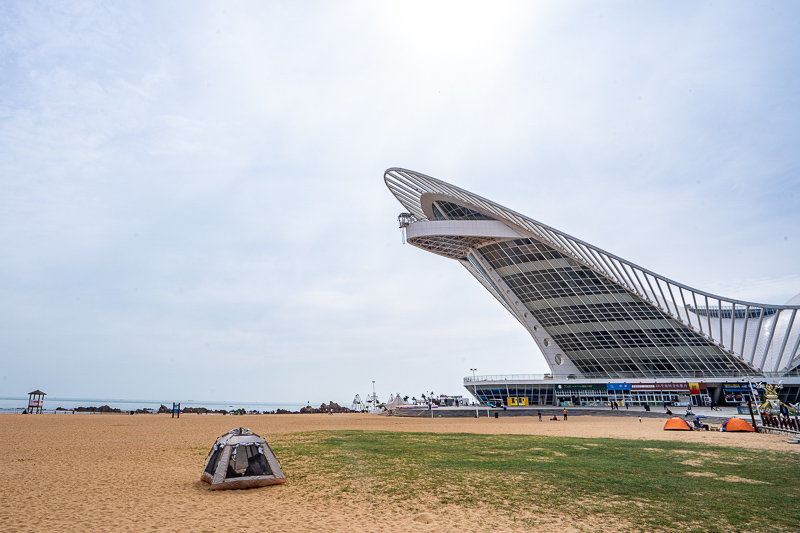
[385,167,800,376]
[351,394,365,412]
[405,235,499,260]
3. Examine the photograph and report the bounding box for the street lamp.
[469,369,479,416]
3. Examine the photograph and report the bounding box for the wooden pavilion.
[27,390,46,414]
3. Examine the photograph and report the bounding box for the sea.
[0,397,309,414]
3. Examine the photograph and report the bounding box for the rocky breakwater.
[157,404,230,415]
[75,405,123,413]
[299,401,350,414]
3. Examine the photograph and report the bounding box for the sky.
[1,1,799,405]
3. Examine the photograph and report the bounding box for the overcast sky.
[2,1,799,405]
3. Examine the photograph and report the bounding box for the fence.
[758,413,800,435]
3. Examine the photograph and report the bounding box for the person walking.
[563,407,568,421]
[537,410,542,422]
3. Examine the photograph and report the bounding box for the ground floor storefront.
[466,378,800,408]
[555,383,696,408]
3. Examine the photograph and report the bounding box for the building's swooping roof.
[385,167,800,377]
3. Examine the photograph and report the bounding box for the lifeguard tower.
[27,390,46,414]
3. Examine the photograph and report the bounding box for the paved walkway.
[398,404,754,423]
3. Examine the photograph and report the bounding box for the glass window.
[432,200,495,220]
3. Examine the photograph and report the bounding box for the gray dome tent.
[201,428,286,490]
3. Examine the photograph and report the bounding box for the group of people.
[536,408,568,421]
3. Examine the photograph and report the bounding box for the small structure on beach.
[351,394,365,412]
[721,418,756,432]
[384,393,408,414]
[27,390,46,414]
[663,417,692,431]
[201,428,286,490]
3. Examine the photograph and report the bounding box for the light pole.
[470,369,479,418]
[372,380,376,410]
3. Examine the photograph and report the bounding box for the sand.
[1,413,795,532]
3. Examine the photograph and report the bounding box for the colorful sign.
[630,383,690,391]
[723,383,764,392]
[607,383,690,391]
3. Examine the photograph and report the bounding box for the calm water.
[0,397,309,413]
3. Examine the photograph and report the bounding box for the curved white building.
[385,168,800,406]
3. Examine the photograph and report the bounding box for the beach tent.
[721,418,756,432]
[663,417,693,431]
[201,428,286,490]
[384,393,408,413]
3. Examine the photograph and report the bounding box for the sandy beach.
[1,412,795,533]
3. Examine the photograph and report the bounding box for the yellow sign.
[507,397,529,406]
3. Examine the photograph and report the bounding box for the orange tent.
[663,417,692,431]
[721,418,756,432]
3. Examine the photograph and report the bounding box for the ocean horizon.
[0,396,312,413]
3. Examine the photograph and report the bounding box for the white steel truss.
[385,168,800,376]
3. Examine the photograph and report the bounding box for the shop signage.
[630,382,689,391]
[608,383,690,391]
[557,383,606,391]
[723,383,764,392]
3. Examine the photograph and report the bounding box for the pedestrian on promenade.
[538,411,542,421]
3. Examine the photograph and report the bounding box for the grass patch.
[271,431,800,532]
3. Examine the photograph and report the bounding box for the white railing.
[463,374,553,382]
[464,371,800,384]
